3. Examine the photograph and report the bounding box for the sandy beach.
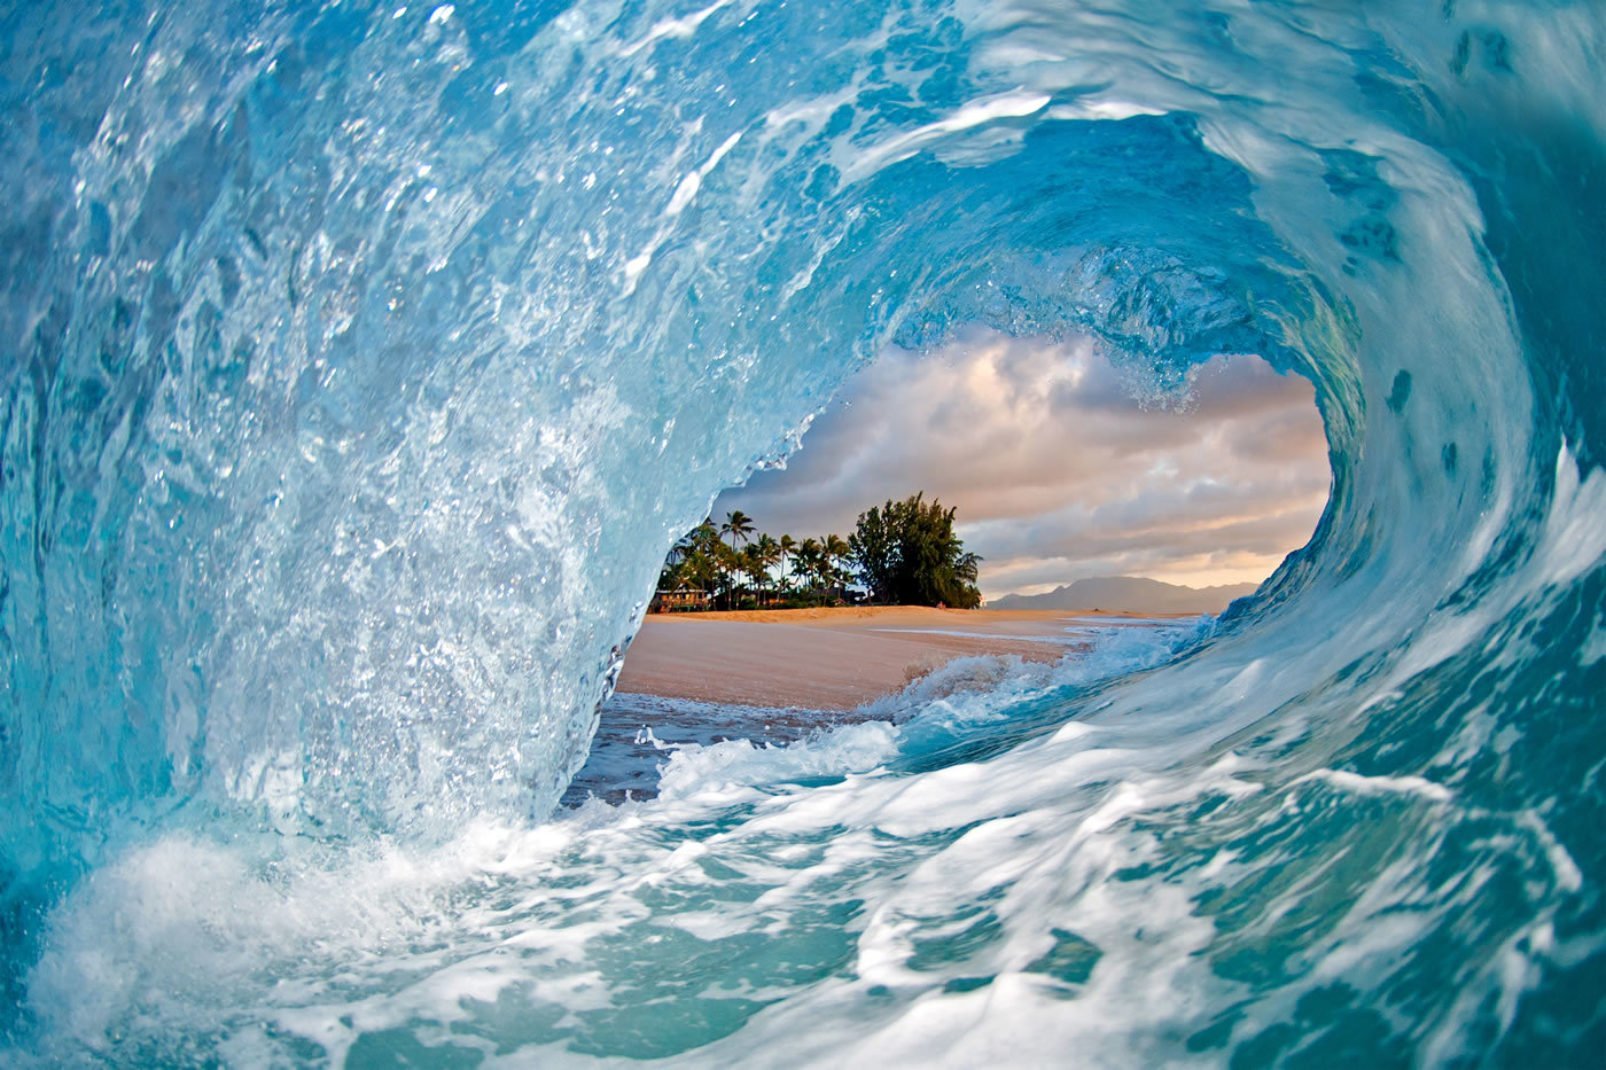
[614,606,1151,710]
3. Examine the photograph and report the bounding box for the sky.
[713,329,1331,599]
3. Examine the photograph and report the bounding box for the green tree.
[795,538,825,601]
[741,542,768,605]
[777,534,797,591]
[712,539,743,607]
[721,509,755,549]
[688,518,721,557]
[848,504,897,601]
[848,492,982,608]
[658,496,981,612]
[823,534,851,602]
[753,534,781,605]
[658,555,684,592]
[679,547,718,595]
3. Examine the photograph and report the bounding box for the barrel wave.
[2,0,1603,1063]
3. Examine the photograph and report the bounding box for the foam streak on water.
[2,0,1604,1063]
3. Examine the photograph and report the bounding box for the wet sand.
[614,606,1141,710]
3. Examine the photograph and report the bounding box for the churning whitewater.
[2,0,1604,1064]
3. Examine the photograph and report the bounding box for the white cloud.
[715,328,1330,596]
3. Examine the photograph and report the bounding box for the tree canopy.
[848,493,982,609]
[653,492,982,611]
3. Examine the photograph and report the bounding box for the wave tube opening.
[706,330,1332,610]
[2,0,1603,1063]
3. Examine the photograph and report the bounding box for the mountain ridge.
[986,575,1259,614]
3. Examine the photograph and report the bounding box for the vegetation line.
[654,492,982,612]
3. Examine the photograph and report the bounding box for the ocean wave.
[2,0,1603,1062]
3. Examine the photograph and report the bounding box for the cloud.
[714,328,1330,595]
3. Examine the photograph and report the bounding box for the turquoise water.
[2,0,1603,1064]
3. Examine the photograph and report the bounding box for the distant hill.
[986,576,1260,615]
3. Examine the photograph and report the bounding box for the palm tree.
[823,534,851,600]
[753,534,781,605]
[721,510,755,549]
[956,550,981,586]
[680,548,718,594]
[660,493,983,612]
[679,520,726,607]
[712,539,742,608]
[690,518,721,554]
[741,542,769,606]
[778,533,797,591]
[796,537,824,601]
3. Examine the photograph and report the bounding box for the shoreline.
[614,606,1173,711]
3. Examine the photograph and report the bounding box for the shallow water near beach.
[4,0,1605,1064]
